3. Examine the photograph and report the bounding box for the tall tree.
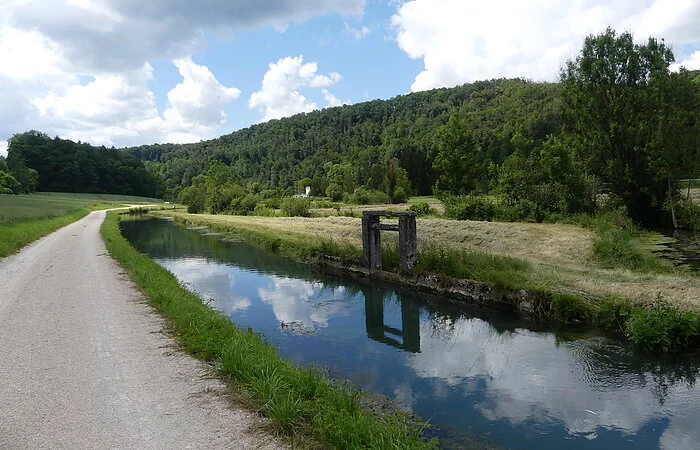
[560,27,690,226]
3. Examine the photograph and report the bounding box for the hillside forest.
[3,28,699,229]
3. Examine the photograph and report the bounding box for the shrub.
[229,194,259,216]
[345,188,390,205]
[444,195,496,221]
[408,202,435,216]
[280,198,311,217]
[251,204,277,217]
[391,187,408,204]
[263,197,282,209]
[310,199,340,209]
[625,297,700,353]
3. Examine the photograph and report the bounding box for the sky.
[1,0,699,157]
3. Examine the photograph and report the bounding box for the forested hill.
[127,78,562,198]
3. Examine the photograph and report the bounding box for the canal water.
[121,217,700,449]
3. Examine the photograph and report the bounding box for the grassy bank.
[101,211,432,449]
[0,192,161,258]
[150,210,700,353]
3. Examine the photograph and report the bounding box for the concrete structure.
[361,210,417,271]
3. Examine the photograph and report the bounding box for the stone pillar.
[361,212,381,269]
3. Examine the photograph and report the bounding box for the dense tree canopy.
[126,78,562,201]
[6,131,162,197]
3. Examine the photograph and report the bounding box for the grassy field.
[101,211,432,449]
[0,192,161,223]
[150,210,699,311]
[0,192,161,257]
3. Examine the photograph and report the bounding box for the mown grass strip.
[0,207,97,257]
[101,211,433,449]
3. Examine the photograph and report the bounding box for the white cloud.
[408,316,700,444]
[161,58,241,139]
[0,141,7,158]
[391,0,700,91]
[344,22,370,40]
[159,258,253,314]
[322,88,344,107]
[28,58,239,147]
[0,0,365,146]
[258,276,350,331]
[671,50,700,71]
[249,55,343,121]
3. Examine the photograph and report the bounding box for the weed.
[552,293,591,323]
[625,296,700,353]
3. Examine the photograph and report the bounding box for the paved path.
[0,211,285,449]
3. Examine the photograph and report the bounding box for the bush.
[408,202,435,216]
[280,198,311,217]
[263,197,282,209]
[310,199,340,209]
[625,297,700,353]
[391,187,408,204]
[345,188,390,205]
[229,194,259,215]
[444,195,496,221]
[251,204,277,217]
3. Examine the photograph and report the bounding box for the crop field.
[0,192,161,223]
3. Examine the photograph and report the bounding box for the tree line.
[3,131,161,197]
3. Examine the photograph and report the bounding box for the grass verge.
[101,211,433,449]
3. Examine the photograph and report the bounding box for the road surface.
[0,210,285,449]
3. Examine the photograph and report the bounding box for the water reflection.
[120,217,700,449]
[364,285,420,353]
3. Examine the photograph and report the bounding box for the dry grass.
[155,211,700,312]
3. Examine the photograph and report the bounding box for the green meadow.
[0,192,161,257]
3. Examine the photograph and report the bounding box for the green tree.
[561,27,690,226]
[178,174,207,213]
[432,114,479,195]
[325,163,356,201]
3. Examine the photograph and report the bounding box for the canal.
[120,217,700,449]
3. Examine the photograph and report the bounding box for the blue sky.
[1,0,699,156]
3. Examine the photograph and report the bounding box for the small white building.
[293,186,311,198]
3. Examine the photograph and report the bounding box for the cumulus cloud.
[0,0,364,146]
[0,141,7,158]
[28,58,239,147]
[249,55,344,121]
[671,51,700,71]
[391,0,700,91]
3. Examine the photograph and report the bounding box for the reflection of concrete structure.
[364,287,420,353]
[361,211,417,271]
